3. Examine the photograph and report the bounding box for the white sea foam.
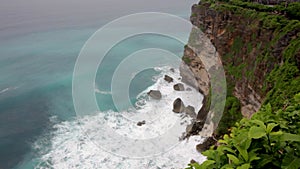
[34,66,206,169]
[0,86,19,95]
[94,86,112,95]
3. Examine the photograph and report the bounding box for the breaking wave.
[33,66,206,169]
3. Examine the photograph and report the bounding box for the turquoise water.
[95,34,185,111]
[12,34,185,169]
[0,29,91,168]
[0,27,185,169]
[0,1,198,168]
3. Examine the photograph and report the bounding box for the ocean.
[0,0,205,168]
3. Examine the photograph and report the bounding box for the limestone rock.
[185,120,205,138]
[173,98,185,113]
[147,90,162,100]
[137,120,146,126]
[164,75,173,83]
[184,105,197,118]
[173,83,185,91]
[196,137,216,152]
[186,87,192,91]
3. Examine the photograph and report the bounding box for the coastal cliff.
[183,0,300,168]
[183,0,300,136]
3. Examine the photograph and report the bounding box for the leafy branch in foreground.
[187,93,300,169]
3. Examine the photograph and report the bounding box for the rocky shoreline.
[143,69,205,140]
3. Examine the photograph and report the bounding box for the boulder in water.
[185,120,205,139]
[147,90,162,100]
[173,98,185,113]
[185,105,196,118]
[137,120,146,126]
[186,87,192,91]
[164,75,173,83]
[174,83,185,91]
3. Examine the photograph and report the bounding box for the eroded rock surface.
[173,98,185,113]
[164,75,174,83]
[184,105,197,118]
[173,83,185,91]
[147,90,162,100]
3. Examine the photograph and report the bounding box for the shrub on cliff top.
[210,0,300,21]
[280,2,300,20]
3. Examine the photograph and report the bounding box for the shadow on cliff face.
[180,26,227,141]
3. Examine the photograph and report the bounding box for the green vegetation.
[205,0,300,20]
[215,96,243,136]
[226,63,247,80]
[187,93,300,169]
[265,63,300,110]
[191,13,198,17]
[285,2,300,19]
[207,0,300,110]
[186,0,300,168]
[183,57,192,64]
[231,37,243,55]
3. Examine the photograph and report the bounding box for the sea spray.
[33,67,206,168]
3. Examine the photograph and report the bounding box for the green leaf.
[233,131,250,149]
[189,162,201,169]
[198,160,215,169]
[294,93,300,103]
[227,154,240,165]
[220,146,236,154]
[282,157,300,169]
[218,139,228,144]
[220,165,234,169]
[265,103,272,114]
[248,148,261,162]
[202,150,216,158]
[251,120,266,130]
[249,126,266,139]
[249,155,260,162]
[257,155,273,168]
[236,146,248,162]
[237,163,250,169]
[281,133,300,142]
[266,123,278,134]
[270,131,283,136]
[243,138,252,150]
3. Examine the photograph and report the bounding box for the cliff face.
[191,3,265,117]
[183,1,300,167]
[184,1,300,120]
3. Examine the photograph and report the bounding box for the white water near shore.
[0,86,19,95]
[33,67,206,169]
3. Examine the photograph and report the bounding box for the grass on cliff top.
[201,0,300,110]
[200,0,300,20]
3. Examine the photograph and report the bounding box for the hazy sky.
[0,0,198,39]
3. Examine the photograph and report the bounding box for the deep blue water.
[0,0,197,168]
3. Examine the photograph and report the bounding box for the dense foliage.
[187,93,300,169]
[186,0,300,168]
[215,96,243,136]
[215,0,300,20]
